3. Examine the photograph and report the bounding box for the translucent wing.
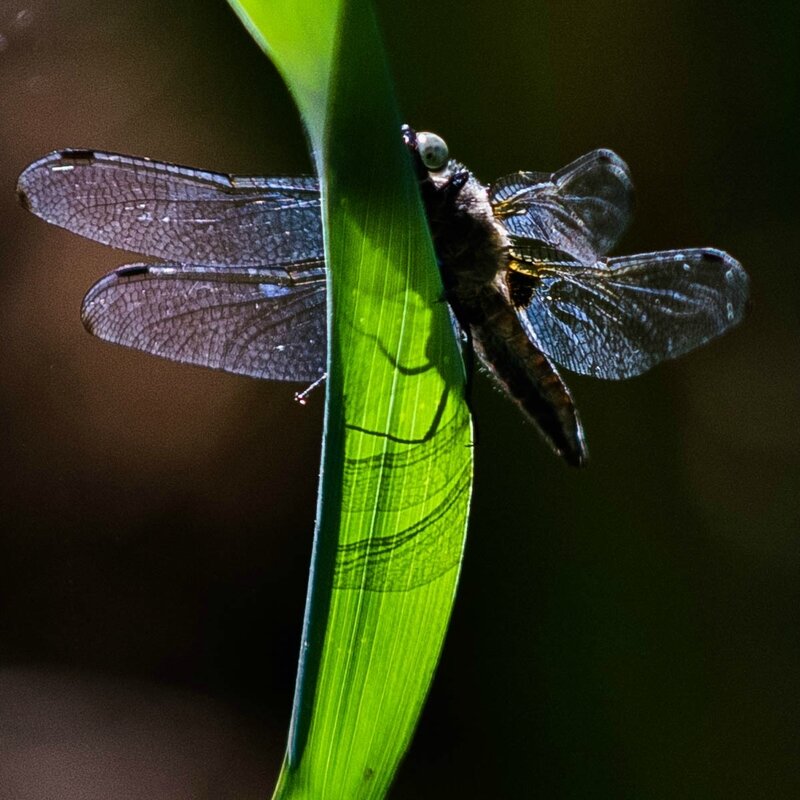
[81,262,326,382]
[509,248,749,379]
[490,149,634,265]
[17,150,322,268]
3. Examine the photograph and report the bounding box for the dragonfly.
[17,126,749,466]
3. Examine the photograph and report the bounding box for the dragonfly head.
[402,124,470,199]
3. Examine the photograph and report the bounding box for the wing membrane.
[81,262,326,382]
[512,248,749,379]
[490,149,634,265]
[17,150,322,268]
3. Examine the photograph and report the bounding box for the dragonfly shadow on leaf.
[340,311,467,447]
[332,313,472,592]
[334,408,471,592]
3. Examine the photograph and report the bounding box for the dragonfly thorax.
[403,125,508,297]
[422,162,509,298]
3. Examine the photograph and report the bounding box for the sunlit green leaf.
[227,0,473,796]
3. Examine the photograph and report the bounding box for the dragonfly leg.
[294,373,327,405]
[460,324,480,447]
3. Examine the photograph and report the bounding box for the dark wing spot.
[16,186,31,211]
[116,265,150,277]
[60,149,97,164]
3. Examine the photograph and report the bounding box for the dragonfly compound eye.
[416,131,449,171]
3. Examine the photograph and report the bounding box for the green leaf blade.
[226,0,337,151]
[227,1,473,796]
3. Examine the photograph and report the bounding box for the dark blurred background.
[0,1,797,797]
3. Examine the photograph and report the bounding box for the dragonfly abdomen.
[468,286,588,467]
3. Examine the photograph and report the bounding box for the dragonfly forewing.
[17,150,323,268]
[490,148,634,266]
